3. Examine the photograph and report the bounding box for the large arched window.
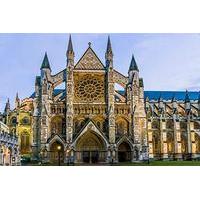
[152,131,160,155]
[116,118,129,136]
[166,119,173,130]
[51,116,63,135]
[152,120,159,129]
[21,117,30,125]
[10,117,17,126]
[21,132,30,154]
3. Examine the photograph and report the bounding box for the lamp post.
[57,145,61,166]
[66,149,70,166]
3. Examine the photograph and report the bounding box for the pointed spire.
[129,54,139,72]
[185,90,190,103]
[105,35,113,68]
[4,98,10,114]
[106,35,113,54]
[15,92,20,109]
[171,93,176,102]
[15,92,19,101]
[145,96,149,102]
[41,52,51,71]
[66,34,75,66]
[67,34,73,53]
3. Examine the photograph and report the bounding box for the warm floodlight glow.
[57,146,61,151]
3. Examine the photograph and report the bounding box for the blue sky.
[0,33,200,112]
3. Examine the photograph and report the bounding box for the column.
[160,120,168,159]
[147,120,154,159]
[190,121,197,158]
[187,117,192,156]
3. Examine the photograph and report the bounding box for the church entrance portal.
[76,131,106,163]
[118,142,132,162]
[49,141,64,164]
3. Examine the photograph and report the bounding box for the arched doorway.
[118,142,132,162]
[76,131,106,163]
[49,141,64,164]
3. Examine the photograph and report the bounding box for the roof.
[41,52,51,70]
[30,89,200,101]
[30,89,65,98]
[67,34,73,52]
[129,54,139,71]
[144,91,199,101]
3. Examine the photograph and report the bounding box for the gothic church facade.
[2,35,200,164]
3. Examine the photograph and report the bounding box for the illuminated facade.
[2,35,200,164]
[31,36,147,164]
[3,96,33,157]
[0,121,20,165]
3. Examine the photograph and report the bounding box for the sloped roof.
[144,91,199,101]
[30,89,199,101]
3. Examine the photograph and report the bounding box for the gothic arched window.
[11,117,17,126]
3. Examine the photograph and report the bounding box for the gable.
[75,47,105,70]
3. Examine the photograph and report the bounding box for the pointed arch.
[116,136,134,151]
[73,120,109,149]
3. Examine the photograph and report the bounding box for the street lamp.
[57,145,61,166]
[66,149,70,166]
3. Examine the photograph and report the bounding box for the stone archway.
[75,131,107,163]
[49,141,64,164]
[118,142,132,162]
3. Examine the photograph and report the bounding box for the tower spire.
[41,52,51,71]
[106,35,113,54]
[15,92,20,109]
[4,98,10,114]
[105,35,113,68]
[129,54,139,72]
[67,34,73,53]
[66,34,75,66]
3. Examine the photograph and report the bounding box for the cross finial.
[88,42,91,47]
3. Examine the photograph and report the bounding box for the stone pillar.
[187,117,192,155]
[174,119,182,159]
[147,121,154,159]
[66,69,74,143]
[190,121,197,158]
[160,120,168,159]
[107,69,115,144]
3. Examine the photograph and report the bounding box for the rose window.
[75,75,104,102]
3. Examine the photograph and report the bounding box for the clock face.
[74,74,104,103]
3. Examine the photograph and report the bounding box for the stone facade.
[31,36,147,164]
[2,35,200,164]
[0,121,20,165]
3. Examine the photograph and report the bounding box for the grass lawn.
[22,160,200,166]
[117,160,200,166]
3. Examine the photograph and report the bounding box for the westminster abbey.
[1,35,200,164]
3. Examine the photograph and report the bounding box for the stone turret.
[128,54,139,84]
[66,34,75,67]
[15,92,20,109]
[105,36,115,152]
[4,98,10,115]
[105,36,113,68]
[41,52,51,72]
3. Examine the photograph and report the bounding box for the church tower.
[128,53,147,160]
[105,36,115,145]
[66,35,75,144]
